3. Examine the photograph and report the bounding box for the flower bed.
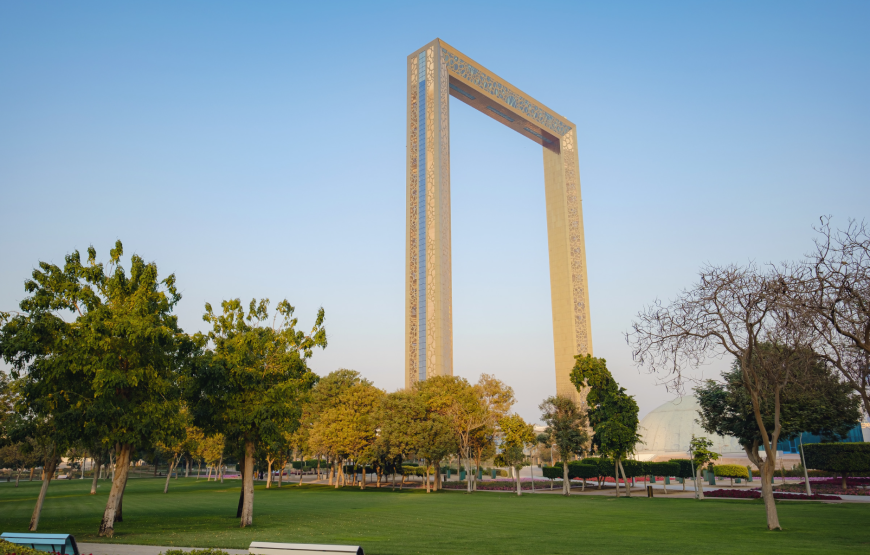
[442,480,553,491]
[773,482,870,496]
[704,489,841,500]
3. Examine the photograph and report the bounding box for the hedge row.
[804,443,870,474]
[543,459,684,480]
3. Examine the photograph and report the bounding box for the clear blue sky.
[1,1,868,423]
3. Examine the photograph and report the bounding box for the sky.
[1,1,868,424]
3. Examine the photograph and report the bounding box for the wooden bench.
[1,533,79,555]
[249,541,363,555]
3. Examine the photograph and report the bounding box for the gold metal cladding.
[406,39,592,402]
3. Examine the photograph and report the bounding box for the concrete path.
[78,544,247,555]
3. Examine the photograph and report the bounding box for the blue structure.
[766,424,865,454]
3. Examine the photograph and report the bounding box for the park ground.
[1,478,868,555]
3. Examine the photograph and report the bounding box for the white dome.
[636,396,743,455]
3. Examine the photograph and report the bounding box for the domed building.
[634,396,743,461]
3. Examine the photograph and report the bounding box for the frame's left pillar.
[406,41,452,389]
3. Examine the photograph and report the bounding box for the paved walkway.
[78,545,247,555]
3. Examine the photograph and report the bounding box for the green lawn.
[0,478,867,555]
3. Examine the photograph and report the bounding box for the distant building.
[634,395,866,464]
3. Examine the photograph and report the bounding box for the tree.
[539,395,589,495]
[497,414,536,496]
[696,349,861,493]
[310,382,383,489]
[689,436,719,500]
[791,218,870,417]
[374,390,425,489]
[187,298,325,527]
[155,410,197,493]
[628,262,821,530]
[0,241,188,536]
[304,369,372,487]
[570,355,640,498]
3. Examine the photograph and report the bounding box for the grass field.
[1,478,868,555]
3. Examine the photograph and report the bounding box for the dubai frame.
[406,39,592,401]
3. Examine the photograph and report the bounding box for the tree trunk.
[376,468,382,488]
[563,460,570,496]
[298,465,304,486]
[197,460,202,480]
[185,457,190,478]
[240,440,255,527]
[98,443,132,537]
[614,459,621,497]
[695,465,705,500]
[434,462,440,491]
[516,465,522,496]
[361,464,367,490]
[236,454,245,518]
[760,460,781,530]
[90,456,102,495]
[266,459,273,489]
[841,474,848,491]
[618,460,631,498]
[206,465,212,481]
[16,467,21,487]
[29,447,58,531]
[163,458,177,493]
[465,455,472,494]
[278,463,283,488]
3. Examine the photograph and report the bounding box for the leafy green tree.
[696,352,861,459]
[0,241,188,535]
[696,347,861,498]
[374,390,425,489]
[187,298,325,527]
[539,395,589,495]
[304,369,371,486]
[312,382,383,489]
[689,436,719,499]
[497,414,536,496]
[570,355,640,497]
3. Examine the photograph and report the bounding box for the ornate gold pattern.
[406,39,592,392]
[408,56,419,387]
[562,130,589,355]
[425,46,437,377]
[442,48,571,137]
[439,51,453,374]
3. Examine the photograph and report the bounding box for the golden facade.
[406,39,592,401]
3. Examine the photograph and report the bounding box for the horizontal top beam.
[409,39,575,151]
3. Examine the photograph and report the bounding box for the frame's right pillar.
[543,128,592,403]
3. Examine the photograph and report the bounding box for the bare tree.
[792,218,870,417]
[627,263,817,531]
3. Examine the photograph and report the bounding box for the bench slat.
[249,542,362,555]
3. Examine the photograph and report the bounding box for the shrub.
[805,442,870,489]
[647,461,681,478]
[804,443,870,474]
[668,459,696,479]
[568,461,600,480]
[713,464,750,479]
[1,540,45,555]
[541,466,561,480]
